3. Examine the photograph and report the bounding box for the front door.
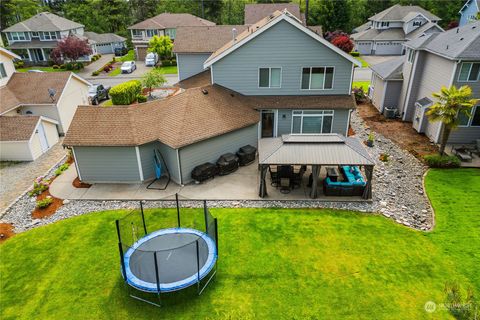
[37,123,49,152]
[261,111,275,138]
[31,49,44,62]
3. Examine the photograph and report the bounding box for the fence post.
[203,200,208,234]
[214,218,218,259]
[140,201,147,234]
[196,240,200,295]
[175,193,181,228]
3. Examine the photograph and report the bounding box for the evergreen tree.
[0,0,44,30]
[315,0,350,32]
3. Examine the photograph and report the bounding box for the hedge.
[110,80,142,105]
[350,51,360,57]
[423,154,461,168]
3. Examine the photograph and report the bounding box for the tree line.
[0,0,466,37]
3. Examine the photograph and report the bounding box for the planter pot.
[366,140,374,147]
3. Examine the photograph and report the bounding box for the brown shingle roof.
[246,94,357,110]
[244,3,302,25]
[0,72,74,114]
[63,85,259,149]
[0,116,40,141]
[177,70,211,89]
[128,13,215,30]
[173,25,249,53]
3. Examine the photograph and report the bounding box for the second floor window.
[381,22,389,27]
[146,29,157,37]
[458,62,480,82]
[42,32,57,40]
[0,63,7,78]
[259,67,281,88]
[132,30,142,37]
[8,32,27,41]
[458,105,480,127]
[301,67,334,90]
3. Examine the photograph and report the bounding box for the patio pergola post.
[259,164,268,198]
[309,165,321,199]
[362,165,374,200]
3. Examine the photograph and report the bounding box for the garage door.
[96,43,114,54]
[374,42,403,55]
[355,41,373,55]
[136,46,148,61]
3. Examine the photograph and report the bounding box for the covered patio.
[258,134,376,200]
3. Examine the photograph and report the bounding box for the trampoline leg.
[129,294,162,308]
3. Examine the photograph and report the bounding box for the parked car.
[88,84,111,105]
[145,52,159,67]
[114,47,128,56]
[27,69,45,73]
[121,61,136,74]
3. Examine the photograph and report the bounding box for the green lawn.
[352,80,370,91]
[108,67,122,77]
[355,56,370,68]
[155,65,178,74]
[1,169,479,319]
[120,50,135,62]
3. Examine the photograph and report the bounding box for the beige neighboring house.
[0,57,90,160]
[0,47,20,87]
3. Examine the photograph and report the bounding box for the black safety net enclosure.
[115,195,218,307]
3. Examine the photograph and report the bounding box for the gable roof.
[370,56,404,80]
[173,25,248,53]
[244,3,303,25]
[128,13,215,30]
[0,116,57,141]
[63,85,259,149]
[405,21,480,60]
[84,32,126,45]
[369,4,441,22]
[405,21,443,39]
[0,72,90,114]
[353,21,371,33]
[350,28,406,41]
[0,47,21,60]
[204,10,360,68]
[459,0,480,13]
[3,12,83,32]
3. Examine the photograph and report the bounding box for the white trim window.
[131,29,142,38]
[259,67,281,88]
[165,28,176,39]
[458,62,480,82]
[8,32,27,41]
[458,105,480,127]
[407,49,415,63]
[0,63,7,78]
[42,31,58,40]
[291,110,334,134]
[146,29,157,37]
[301,67,334,90]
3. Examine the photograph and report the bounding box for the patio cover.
[258,134,375,199]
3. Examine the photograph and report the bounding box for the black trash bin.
[191,162,218,183]
[236,144,257,166]
[216,153,239,175]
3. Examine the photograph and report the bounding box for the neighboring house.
[351,4,443,55]
[459,0,479,26]
[369,21,480,145]
[0,47,21,87]
[0,116,59,161]
[2,12,99,64]
[0,72,91,135]
[128,13,216,61]
[64,10,360,185]
[244,3,304,25]
[83,32,126,54]
[369,56,404,111]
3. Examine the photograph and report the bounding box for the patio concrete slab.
[50,161,365,202]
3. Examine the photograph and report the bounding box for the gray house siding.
[73,146,141,183]
[139,141,181,184]
[371,74,386,112]
[398,51,417,117]
[276,108,351,136]
[177,53,211,81]
[179,124,258,184]
[448,126,480,144]
[211,20,353,95]
[384,81,402,109]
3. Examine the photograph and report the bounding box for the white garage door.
[355,41,373,55]
[374,42,404,55]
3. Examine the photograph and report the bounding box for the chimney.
[232,28,237,43]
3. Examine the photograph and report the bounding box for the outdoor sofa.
[323,166,366,196]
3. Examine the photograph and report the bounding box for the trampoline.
[115,196,218,306]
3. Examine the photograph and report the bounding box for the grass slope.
[352,81,370,91]
[1,169,479,319]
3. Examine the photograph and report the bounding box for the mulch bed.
[0,223,15,242]
[32,190,63,219]
[357,102,438,159]
[73,177,91,188]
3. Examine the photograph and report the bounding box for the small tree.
[50,36,92,63]
[426,85,477,155]
[331,35,354,53]
[142,69,167,97]
[148,35,173,59]
[446,21,459,30]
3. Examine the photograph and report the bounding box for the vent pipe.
[232,28,237,43]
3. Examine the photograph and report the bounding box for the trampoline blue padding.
[123,228,217,293]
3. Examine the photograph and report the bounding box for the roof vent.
[460,37,464,40]
[202,89,208,95]
[473,26,477,29]
[232,27,237,43]
[446,45,449,50]
[456,28,459,33]
[48,88,56,102]
[269,14,275,20]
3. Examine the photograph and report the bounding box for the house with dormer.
[351,4,443,55]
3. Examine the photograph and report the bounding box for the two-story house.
[2,12,95,64]
[351,4,443,55]
[64,10,361,186]
[128,13,216,61]
[369,21,480,145]
[459,0,479,26]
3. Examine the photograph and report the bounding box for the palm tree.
[426,85,477,155]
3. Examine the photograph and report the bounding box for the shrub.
[75,62,84,70]
[47,60,55,66]
[352,86,367,103]
[103,65,111,72]
[92,71,100,76]
[52,65,60,69]
[331,35,354,53]
[136,94,147,103]
[65,62,74,70]
[161,59,171,66]
[350,51,360,57]
[110,57,116,63]
[110,80,142,105]
[170,58,177,66]
[91,55,98,61]
[379,153,389,162]
[36,197,53,209]
[424,154,461,168]
[28,176,50,197]
[60,64,66,69]
[14,60,24,68]
[54,163,70,176]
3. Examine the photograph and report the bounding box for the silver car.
[121,61,136,74]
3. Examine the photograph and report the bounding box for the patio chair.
[452,146,473,162]
[280,178,291,194]
[269,166,279,187]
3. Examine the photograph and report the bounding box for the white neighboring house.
[0,49,91,161]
